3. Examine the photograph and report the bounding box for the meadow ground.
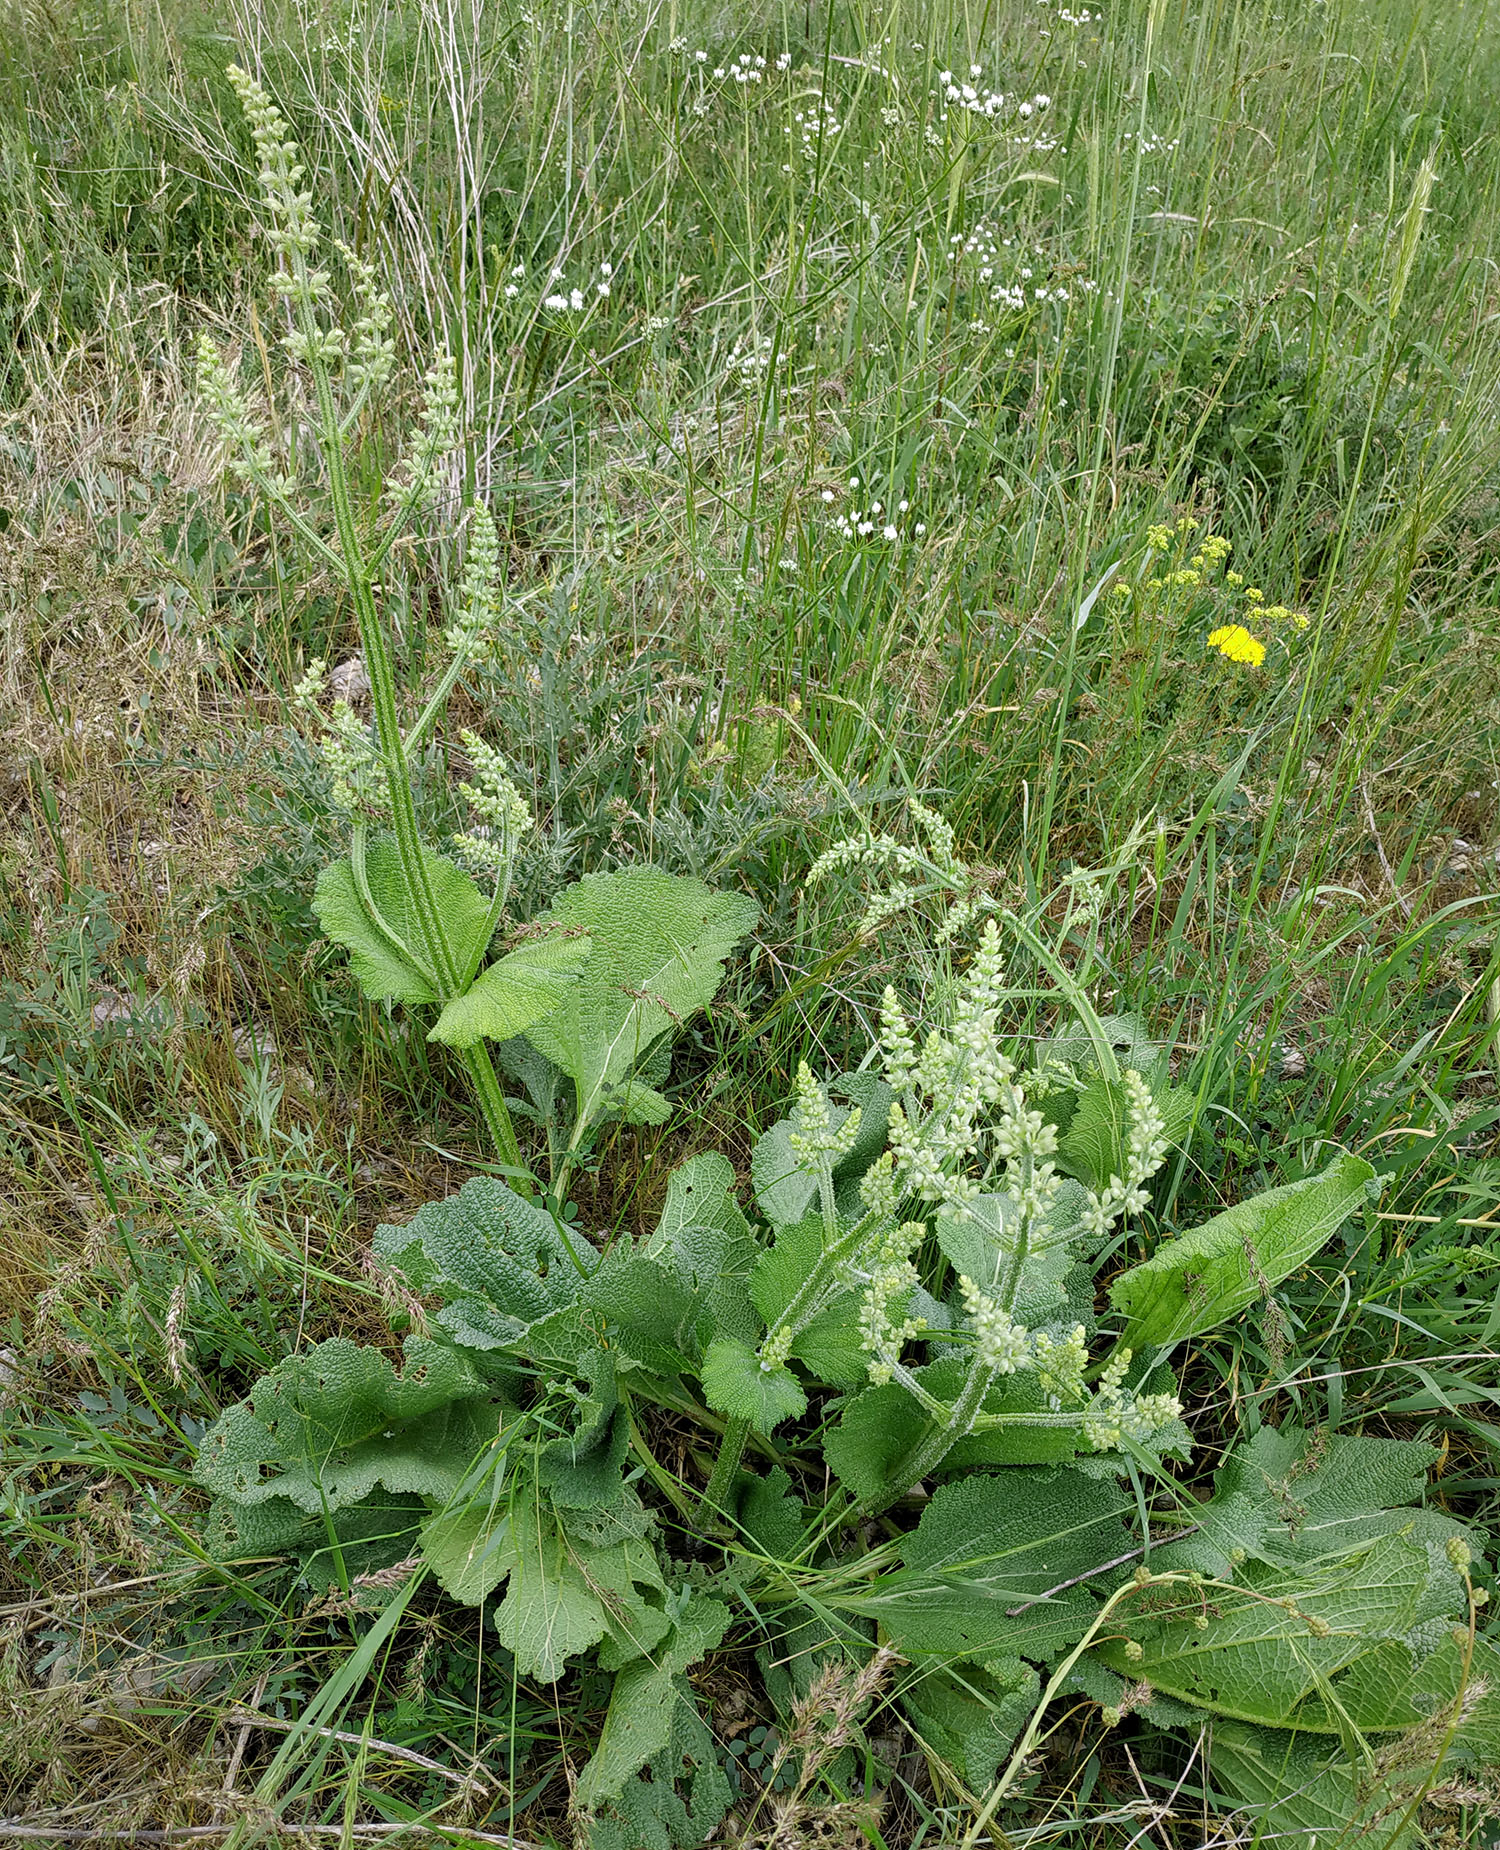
[2,0,1500,1842]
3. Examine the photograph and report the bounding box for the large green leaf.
[490,1487,671,1682]
[575,1597,732,1810]
[374,1176,594,1354]
[1096,1530,1429,1727]
[312,835,494,1005]
[520,868,758,1131]
[844,1468,1133,1662]
[428,931,594,1047]
[195,1336,503,1513]
[1109,1154,1378,1349]
[1207,1722,1418,1848]
[644,1153,759,1347]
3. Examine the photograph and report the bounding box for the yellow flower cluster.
[1111,517,1309,669]
[1207,624,1266,666]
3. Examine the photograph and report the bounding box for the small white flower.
[821,488,835,502]
[544,292,567,309]
[915,522,927,535]
[569,288,585,310]
[599,261,613,277]
[882,523,898,540]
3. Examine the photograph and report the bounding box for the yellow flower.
[1208,625,1266,666]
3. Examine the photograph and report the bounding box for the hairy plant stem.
[701,1416,751,1525]
[857,1355,999,1520]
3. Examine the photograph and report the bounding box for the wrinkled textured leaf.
[603,1079,672,1124]
[492,1488,670,1682]
[899,1658,1039,1788]
[575,1597,732,1809]
[428,932,593,1047]
[521,868,758,1130]
[375,1176,594,1353]
[644,1153,759,1346]
[1110,1154,1377,1349]
[312,836,493,1005]
[195,1336,503,1513]
[209,1489,427,1580]
[701,1336,806,1432]
[845,1468,1133,1661]
[735,1466,808,1558]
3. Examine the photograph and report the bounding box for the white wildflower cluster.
[727,334,788,386]
[787,94,843,161]
[452,730,532,884]
[929,69,1063,152]
[1080,1068,1169,1239]
[677,44,793,112]
[807,798,972,941]
[1122,128,1180,156]
[946,222,1097,322]
[442,505,502,660]
[827,473,928,547]
[858,1220,928,1385]
[1032,0,1103,23]
[1080,1348,1183,1452]
[541,260,614,312]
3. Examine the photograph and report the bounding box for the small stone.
[328,654,370,703]
[1279,1044,1306,1079]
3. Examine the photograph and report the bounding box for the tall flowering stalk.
[199,68,523,1167]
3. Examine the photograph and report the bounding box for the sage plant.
[198,68,525,1165]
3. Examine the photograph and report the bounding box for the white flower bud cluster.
[881,921,1020,1219]
[451,730,532,881]
[227,66,321,263]
[858,1220,928,1385]
[319,702,388,819]
[336,242,396,390]
[196,335,294,496]
[291,657,328,716]
[1031,1323,1088,1407]
[1080,1347,1183,1452]
[858,1149,899,1219]
[388,354,461,508]
[807,798,977,940]
[786,1061,862,1174]
[959,1275,1031,1372]
[1081,1068,1170,1239]
[443,505,502,659]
